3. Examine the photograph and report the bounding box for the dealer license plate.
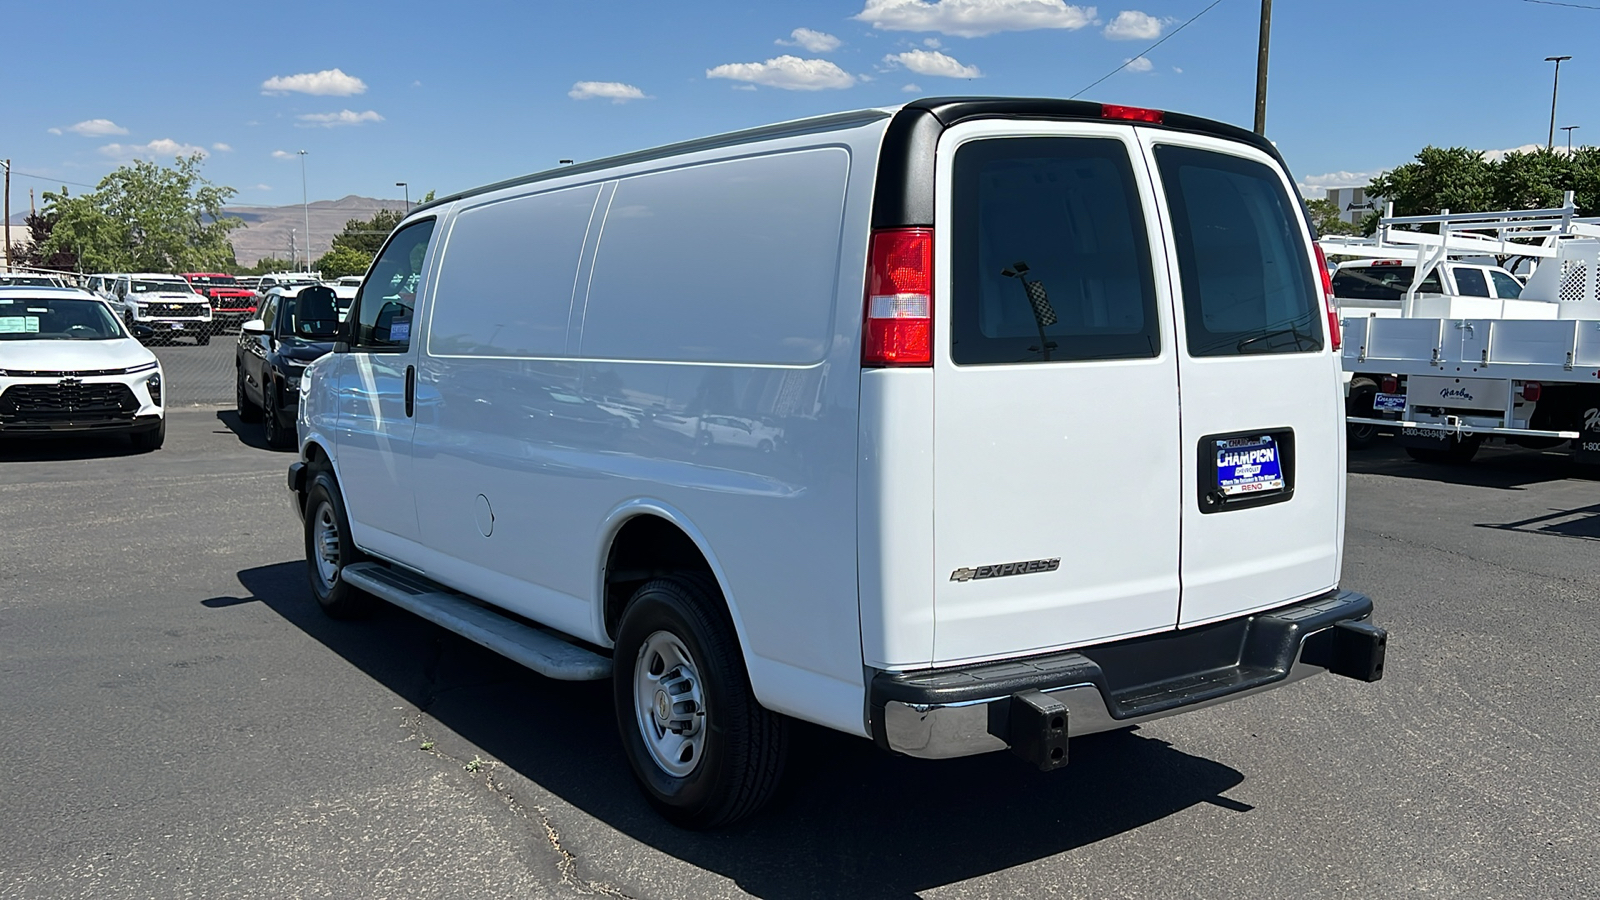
[168,322,184,330]
[1374,392,1406,412]
[1214,435,1285,497]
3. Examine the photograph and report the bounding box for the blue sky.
[6,0,1596,219]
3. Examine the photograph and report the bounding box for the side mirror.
[131,324,155,339]
[241,320,267,335]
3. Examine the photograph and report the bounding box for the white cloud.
[706,56,857,90]
[54,118,129,137]
[253,184,272,191]
[1123,55,1153,72]
[732,84,759,91]
[778,28,842,52]
[885,49,982,78]
[1481,144,1546,161]
[1172,66,1183,73]
[854,0,1096,38]
[261,68,367,96]
[903,82,923,92]
[271,150,297,160]
[211,142,233,152]
[1103,10,1164,40]
[296,109,384,127]
[924,37,943,47]
[99,138,207,160]
[568,81,649,102]
[1295,170,1385,198]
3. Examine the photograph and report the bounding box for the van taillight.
[1381,376,1398,394]
[1522,381,1542,403]
[1314,243,1341,350]
[1101,104,1163,123]
[863,228,933,367]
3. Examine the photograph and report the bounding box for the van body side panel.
[565,139,876,733]
[857,368,936,670]
[928,121,1185,665]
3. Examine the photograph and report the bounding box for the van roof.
[409,97,1282,221]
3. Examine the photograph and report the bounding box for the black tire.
[236,366,261,423]
[613,575,788,829]
[130,418,165,452]
[303,469,373,619]
[262,381,293,450]
[1405,435,1481,465]
[195,329,210,346]
[1346,377,1380,450]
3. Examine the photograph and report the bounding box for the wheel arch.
[595,501,752,661]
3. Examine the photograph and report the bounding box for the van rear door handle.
[405,364,415,417]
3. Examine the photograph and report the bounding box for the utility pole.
[1546,56,1571,152]
[3,159,11,271]
[298,150,310,270]
[1561,125,1579,153]
[1253,0,1272,136]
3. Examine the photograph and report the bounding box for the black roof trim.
[408,108,894,217]
[870,96,1291,229]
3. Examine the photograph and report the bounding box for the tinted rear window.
[1452,267,1490,297]
[1155,146,1321,357]
[950,137,1159,365]
[1330,266,1444,300]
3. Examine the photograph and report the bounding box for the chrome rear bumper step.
[339,562,612,681]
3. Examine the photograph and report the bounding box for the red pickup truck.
[182,273,258,331]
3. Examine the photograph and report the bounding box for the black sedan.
[235,285,341,449]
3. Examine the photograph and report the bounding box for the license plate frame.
[1373,392,1406,412]
[1197,428,1296,514]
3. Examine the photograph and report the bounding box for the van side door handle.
[405,364,415,417]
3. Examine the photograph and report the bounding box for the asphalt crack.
[1349,523,1595,590]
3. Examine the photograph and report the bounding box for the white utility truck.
[1330,195,1600,463]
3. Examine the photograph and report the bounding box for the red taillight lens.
[1101,104,1163,123]
[1314,243,1341,350]
[1381,376,1399,394]
[864,228,933,367]
[1522,381,1542,403]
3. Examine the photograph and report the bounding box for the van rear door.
[1137,132,1343,626]
[930,121,1182,663]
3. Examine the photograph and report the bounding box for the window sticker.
[0,316,41,333]
[389,320,411,343]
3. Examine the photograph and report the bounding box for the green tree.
[1367,146,1496,219]
[39,154,242,272]
[314,244,373,279]
[239,256,298,276]
[8,210,79,272]
[1492,148,1574,211]
[1305,197,1362,236]
[329,208,405,256]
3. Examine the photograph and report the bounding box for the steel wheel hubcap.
[633,630,706,777]
[312,501,341,587]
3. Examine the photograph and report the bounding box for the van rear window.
[949,137,1160,365]
[1154,146,1322,357]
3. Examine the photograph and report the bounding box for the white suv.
[288,98,1386,827]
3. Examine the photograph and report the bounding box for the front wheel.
[195,329,210,346]
[303,470,373,619]
[236,367,261,423]
[262,382,293,450]
[613,576,788,829]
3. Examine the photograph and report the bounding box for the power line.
[1071,0,1229,99]
[1524,0,1600,9]
[6,168,100,190]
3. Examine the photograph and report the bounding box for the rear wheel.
[1406,435,1481,465]
[613,575,788,829]
[1346,377,1380,450]
[236,367,261,422]
[303,469,373,619]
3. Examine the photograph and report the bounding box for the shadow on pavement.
[0,430,147,462]
[214,561,1250,899]
[1475,501,1600,543]
[214,409,278,452]
[1347,440,1580,490]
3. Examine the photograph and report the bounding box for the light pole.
[298,149,310,270]
[1561,125,1580,153]
[395,181,409,210]
[1546,56,1571,152]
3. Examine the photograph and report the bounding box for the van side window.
[351,219,436,351]
[1155,146,1322,357]
[1491,270,1523,299]
[1452,267,1490,297]
[950,137,1160,365]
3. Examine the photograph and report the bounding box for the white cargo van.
[288,98,1386,828]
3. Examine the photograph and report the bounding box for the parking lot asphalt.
[2,411,1598,899]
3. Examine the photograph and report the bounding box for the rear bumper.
[869,589,1383,764]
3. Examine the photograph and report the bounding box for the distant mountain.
[224,195,410,267]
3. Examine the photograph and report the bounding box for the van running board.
[339,562,612,681]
